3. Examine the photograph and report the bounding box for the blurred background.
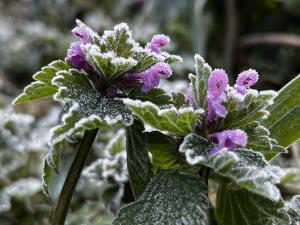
[1,0,300,224]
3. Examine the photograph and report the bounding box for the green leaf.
[145,131,187,172]
[285,195,300,224]
[124,99,204,135]
[50,69,133,145]
[42,141,64,194]
[189,54,212,109]
[171,91,188,108]
[263,74,300,147]
[13,60,71,104]
[243,122,286,158]
[215,184,290,225]
[84,44,137,80]
[113,170,209,225]
[129,88,172,106]
[42,69,133,193]
[179,133,283,201]
[126,119,151,199]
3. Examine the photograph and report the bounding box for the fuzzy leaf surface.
[113,170,208,225]
[263,74,300,147]
[126,119,151,199]
[13,60,71,104]
[42,69,133,194]
[124,99,203,135]
[145,131,186,172]
[215,184,290,225]
[179,133,283,201]
[189,54,212,108]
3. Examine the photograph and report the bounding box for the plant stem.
[50,129,99,225]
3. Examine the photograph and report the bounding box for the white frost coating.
[123,98,160,111]
[49,101,80,144]
[194,54,212,71]
[246,89,259,97]
[260,90,278,98]
[226,86,245,101]
[111,56,137,67]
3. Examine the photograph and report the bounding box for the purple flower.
[234,69,258,95]
[207,69,228,123]
[67,25,91,71]
[141,62,172,92]
[186,88,196,108]
[210,129,248,155]
[146,34,170,53]
[72,26,90,44]
[127,62,172,93]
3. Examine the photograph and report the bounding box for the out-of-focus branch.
[240,33,300,47]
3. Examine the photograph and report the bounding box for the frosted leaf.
[179,133,284,201]
[285,195,300,224]
[84,44,137,80]
[113,170,209,225]
[128,88,172,106]
[124,99,204,135]
[244,122,286,158]
[189,54,212,108]
[83,151,128,185]
[0,194,11,212]
[42,69,133,194]
[50,69,133,145]
[0,109,34,152]
[216,184,291,225]
[126,119,151,198]
[263,73,300,147]
[3,178,41,197]
[13,59,71,104]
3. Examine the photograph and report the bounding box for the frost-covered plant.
[13,20,300,225]
[13,21,181,224]
[121,55,300,225]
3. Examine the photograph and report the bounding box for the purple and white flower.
[67,25,92,72]
[146,34,170,53]
[234,69,258,95]
[210,129,248,155]
[207,69,228,123]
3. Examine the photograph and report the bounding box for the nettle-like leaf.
[189,54,212,109]
[179,133,283,201]
[113,170,209,225]
[124,99,204,136]
[51,69,133,144]
[129,88,172,106]
[145,131,187,172]
[42,69,133,194]
[126,119,151,199]
[215,184,290,225]
[84,44,137,80]
[263,74,300,147]
[13,60,71,104]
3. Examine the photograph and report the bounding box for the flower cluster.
[188,68,260,154]
[66,22,178,96]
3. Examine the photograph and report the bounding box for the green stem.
[51,129,99,225]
